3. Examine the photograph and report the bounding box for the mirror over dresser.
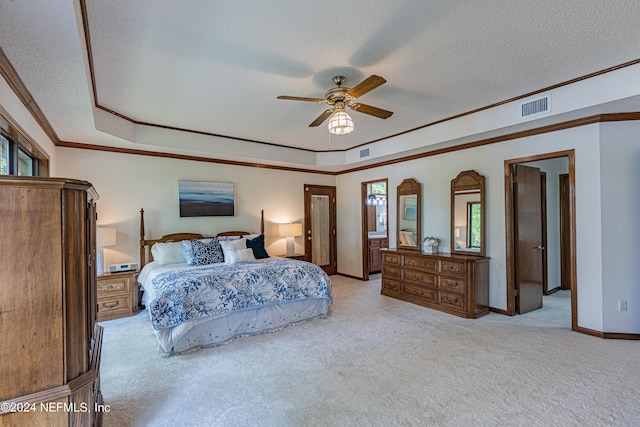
[451,170,485,256]
[396,178,421,251]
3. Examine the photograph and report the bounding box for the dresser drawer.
[439,291,465,310]
[402,283,437,302]
[403,256,437,271]
[382,252,400,265]
[382,278,400,293]
[440,276,465,293]
[440,260,465,277]
[402,268,437,287]
[382,264,400,279]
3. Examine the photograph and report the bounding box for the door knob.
[533,245,545,250]
[307,236,312,240]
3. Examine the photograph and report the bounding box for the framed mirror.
[451,170,485,256]
[397,178,421,251]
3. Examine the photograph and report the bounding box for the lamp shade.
[278,223,303,237]
[328,110,354,135]
[97,227,117,247]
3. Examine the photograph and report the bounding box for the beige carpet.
[100,275,640,426]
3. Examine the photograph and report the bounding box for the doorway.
[505,150,577,330]
[361,179,388,281]
[304,184,337,275]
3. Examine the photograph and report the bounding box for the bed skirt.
[153,298,330,356]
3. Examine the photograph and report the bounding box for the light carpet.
[100,276,640,426]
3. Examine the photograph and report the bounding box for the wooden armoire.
[0,177,103,426]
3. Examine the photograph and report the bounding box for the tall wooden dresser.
[0,177,103,426]
[381,248,490,319]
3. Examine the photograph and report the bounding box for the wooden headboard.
[139,208,265,268]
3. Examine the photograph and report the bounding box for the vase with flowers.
[422,236,441,254]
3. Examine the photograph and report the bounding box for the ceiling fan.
[277,75,393,134]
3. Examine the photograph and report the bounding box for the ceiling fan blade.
[346,75,386,98]
[277,95,326,103]
[350,103,393,119]
[309,109,334,127]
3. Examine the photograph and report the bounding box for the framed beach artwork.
[178,180,235,217]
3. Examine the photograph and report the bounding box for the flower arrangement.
[422,236,441,247]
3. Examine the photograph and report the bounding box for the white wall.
[599,121,640,333]
[0,74,57,172]
[337,123,611,331]
[55,148,335,270]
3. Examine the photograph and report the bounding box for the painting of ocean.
[179,181,235,217]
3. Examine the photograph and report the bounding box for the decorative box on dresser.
[97,270,140,321]
[381,248,490,319]
[0,176,103,426]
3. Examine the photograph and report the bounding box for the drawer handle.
[101,301,120,309]
[444,280,458,287]
[386,283,398,290]
[412,288,424,296]
[412,273,424,281]
[106,284,114,290]
[444,296,459,304]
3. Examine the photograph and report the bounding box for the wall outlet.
[619,299,628,311]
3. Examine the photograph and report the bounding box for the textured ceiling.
[1,0,640,169]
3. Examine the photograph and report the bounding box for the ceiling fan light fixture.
[328,109,354,135]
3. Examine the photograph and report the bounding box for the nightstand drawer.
[97,277,129,293]
[97,296,132,320]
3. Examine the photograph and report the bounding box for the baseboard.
[336,272,366,281]
[489,307,511,316]
[576,326,640,340]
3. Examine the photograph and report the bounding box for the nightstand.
[97,270,140,321]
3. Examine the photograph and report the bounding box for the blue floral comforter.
[148,259,332,330]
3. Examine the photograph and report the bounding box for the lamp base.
[286,236,295,257]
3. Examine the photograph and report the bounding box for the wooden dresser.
[97,271,140,321]
[381,248,490,318]
[0,177,103,426]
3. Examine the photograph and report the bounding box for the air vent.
[360,148,370,158]
[520,95,550,118]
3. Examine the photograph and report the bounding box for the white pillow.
[244,234,260,241]
[151,241,186,265]
[219,238,247,262]
[225,248,256,264]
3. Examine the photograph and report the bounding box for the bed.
[137,209,333,356]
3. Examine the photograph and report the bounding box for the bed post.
[261,209,264,235]
[140,208,146,268]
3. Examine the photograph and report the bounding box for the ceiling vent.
[520,94,551,118]
[360,148,370,158]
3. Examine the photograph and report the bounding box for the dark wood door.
[514,164,544,314]
[304,185,337,275]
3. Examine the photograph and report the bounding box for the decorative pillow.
[217,235,243,241]
[151,241,187,265]
[245,234,269,259]
[225,248,256,264]
[182,237,224,266]
[219,238,248,262]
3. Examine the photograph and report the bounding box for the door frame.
[361,178,388,281]
[504,150,578,330]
